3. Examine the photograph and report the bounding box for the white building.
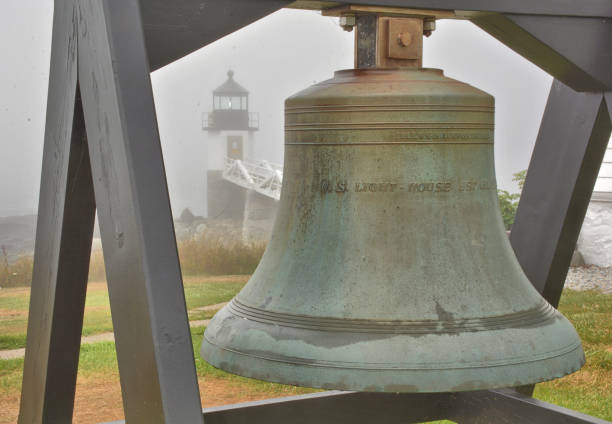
[577,139,612,266]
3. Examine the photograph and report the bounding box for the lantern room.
[203,70,259,131]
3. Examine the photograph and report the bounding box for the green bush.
[497,170,526,230]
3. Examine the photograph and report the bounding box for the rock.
[571,250,585,267]
[565,265,612,294]
[577,201,612,266]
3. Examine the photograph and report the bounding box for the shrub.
[497,170,526,230]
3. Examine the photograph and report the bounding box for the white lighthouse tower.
[202,70,259,221]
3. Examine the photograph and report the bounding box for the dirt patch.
[0,309,26,318]
[73,375,125,423]
[0,392,20,424]
[0,287,29,298]
[86,282,110,292]
[84,305,109,312]
[1,374,303,424]
[200,378,300,409]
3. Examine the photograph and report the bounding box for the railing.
[248,112,259,130]
[222,157,283,200]
[201,112,214,129]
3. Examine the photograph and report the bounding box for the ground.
[0,273,610,423]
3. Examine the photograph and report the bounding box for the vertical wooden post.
[18,1,97,421]
[77,0,203,422]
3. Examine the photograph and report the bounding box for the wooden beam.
[510,80,611,308]
[77,0,203,421]
[141,0,291,70]
[18,2,96,421]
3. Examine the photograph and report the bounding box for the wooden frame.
[16,1,612,422]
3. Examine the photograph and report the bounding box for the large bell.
[201,66,584,392]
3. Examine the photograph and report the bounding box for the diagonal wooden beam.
[101,389,611,424]
[18,1,97,421]
[448,389,611,423]
[327,0,612,17]
[510,80,611,308]
[470,14,612,91]
[606,92,612,122]
[139,1,612,90]
[141,0,292,70]
[77,0,203,422]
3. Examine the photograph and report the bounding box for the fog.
[1,2,553,218]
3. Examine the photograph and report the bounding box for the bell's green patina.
[201,68,584,392]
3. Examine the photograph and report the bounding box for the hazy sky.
[0,2,554,217]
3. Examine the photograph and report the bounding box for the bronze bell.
[201,14,584,392]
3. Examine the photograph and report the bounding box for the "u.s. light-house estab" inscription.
[315,179,496,194]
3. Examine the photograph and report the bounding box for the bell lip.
[201,303,585,393]
[202,331,582,371]
[201,333,584,393]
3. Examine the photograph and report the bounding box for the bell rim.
[201,327,584,392]
[201,303,585,392]
[202,332,582,371]
[203,302,582,371]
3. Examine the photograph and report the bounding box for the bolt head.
[339,15,356,31]
[397,32,412,47]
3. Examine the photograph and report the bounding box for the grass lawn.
[533,290,612,420]
[0,277,610,423]
[0,275,248,350]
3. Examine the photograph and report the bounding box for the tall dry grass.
[0,246,33,288]
[88,248,107,282]
[178,234,265,276]
[0,234,265,288]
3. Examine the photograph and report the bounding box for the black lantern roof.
[213,70,248,95]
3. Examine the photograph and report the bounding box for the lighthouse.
[203,70,259,221]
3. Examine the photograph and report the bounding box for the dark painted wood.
[449,390,611,423]
[139,1,612,92]
[201,391,450,424]
[18,2,97,422]
[77,0,203,422]
[335,0,612,17]
[510,80,611,308]
[141,0,291,70]
[101,389,611,424]
[471,14,612,92]
[606,92,612,122]
[102,391,451,424]
[137,0,612,72]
